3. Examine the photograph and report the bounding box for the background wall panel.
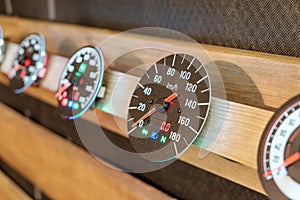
[55,0,300,57]
[0,0,299,57]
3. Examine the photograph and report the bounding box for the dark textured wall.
[10,0,48,19]
[0,0,299,57]
[0,1,5,14]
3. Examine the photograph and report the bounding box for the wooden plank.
[0,82,268,197]
[0,103,172,200]
[0,15,299,109]
[0,66,273,167]
[0,65,274,169]
[180,147,265,194]
[0,170,32,200]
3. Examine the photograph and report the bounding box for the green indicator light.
[75,72,81,77]
[73,102,80,110]
[160,136,167,144]
[79,63,87,73]
[141,128,149,136]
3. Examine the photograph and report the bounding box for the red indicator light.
[74,92,80,101]
[20,70,26,79]
[61,98,68,107]
[160,121,171,132]
[24,59,31,67]
[79,78,84,85]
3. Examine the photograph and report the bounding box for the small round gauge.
[0,26,5,64]
[127,53,211,162]
[9,33,47,94]
[55,46,104,120]
[258,94,300,200]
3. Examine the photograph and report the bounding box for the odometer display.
[127,54,211,162]
[9,33,47,94]
[56,46,104,120]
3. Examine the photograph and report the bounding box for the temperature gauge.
[127,54,211,162]
[9,33,48,94]
[55,46,105,120]
[258,94,300,200]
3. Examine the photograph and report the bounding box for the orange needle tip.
[263,152,300,178]
[164,93,178,103]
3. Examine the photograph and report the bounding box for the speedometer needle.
[164,92,178,103]
[132,107,157,128]
[263,152,300,178]
[55,82,72,98]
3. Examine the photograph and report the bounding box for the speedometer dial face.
[9,33,47,94]
[55,46,104,120]
[127,54,211,162]
[258,95,300,200]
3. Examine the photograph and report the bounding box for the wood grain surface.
[0,170,32,200]
[0,103,173,200]
[1,15,299,109]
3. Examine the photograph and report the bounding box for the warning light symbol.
[150,132,159,140]
[141,128,149,136]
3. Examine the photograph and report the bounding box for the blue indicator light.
[150,132,159,140]
[67,100,74,108]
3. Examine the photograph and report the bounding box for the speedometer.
[127,53,211,162]
[258,95,300,200]
[9,33,47,94]
[55,46,105,120]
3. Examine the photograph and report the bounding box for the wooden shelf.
[0,103,172,200]
[0,170,32,200]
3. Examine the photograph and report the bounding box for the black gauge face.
[258,95,300,200]
[56,46,104,120]
[0,26,4,63]
[127,54,211,162]
[9,33,47,94]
